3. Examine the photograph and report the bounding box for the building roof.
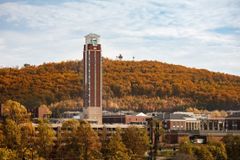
[85,33,100,38]
[32,122,145,129]
[173,112,194,116]
[168,112,198,121]
[136,112,148,117]
[169,113,188,120]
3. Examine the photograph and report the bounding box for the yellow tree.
[173,153,196,160]
[77,121,101,160]
[35,120,55,159]
[100,127,109,160]
[105,129,130,160]
[0,148,18,160]
[223,135,240,160]
[1,100,30,124]
[122,126,149,160]
[19,123,36,160]
[0,123,3,147]
[1,119,21,151]
[0,100,36,159]
[179,139,193,156]
[59,119,80,159]
[192,145,214,160]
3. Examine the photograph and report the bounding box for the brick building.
[164,112,200,131]
[103,113,148,125]
[38,105,52,119]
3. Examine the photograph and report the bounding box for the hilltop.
[0,59,240,113]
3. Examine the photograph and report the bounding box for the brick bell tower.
[83,33,102,124]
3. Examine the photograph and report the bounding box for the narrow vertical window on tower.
[83,33,102,124]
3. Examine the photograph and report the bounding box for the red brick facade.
[103,115,148,124]
[83,44,102,107]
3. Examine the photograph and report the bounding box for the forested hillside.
[0,59,240,112]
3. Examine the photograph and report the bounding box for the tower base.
[83,107,102,124]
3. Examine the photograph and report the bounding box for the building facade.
[103,114,148,125]
[83,33,102,124]
[38,105,52,119]
[165,113,200,131]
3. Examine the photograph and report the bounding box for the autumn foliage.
[0,59,240,111]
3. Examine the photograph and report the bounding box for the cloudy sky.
[0,0,239,75]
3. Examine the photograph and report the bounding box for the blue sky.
[0,0,239,75]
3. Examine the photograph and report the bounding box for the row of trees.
[48,96,193,118]
[186,107,228,117]
[2,100,240,159]
[0,100,149,160]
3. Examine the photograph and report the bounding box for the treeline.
[0,100,149,160]
[0,59,240,111]
[49,96,193,117]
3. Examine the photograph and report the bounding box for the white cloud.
[0,0,239,75]
[0,38,6,50]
